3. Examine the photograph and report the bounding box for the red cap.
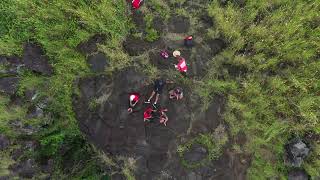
[185,36,193,40]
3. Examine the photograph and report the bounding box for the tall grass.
[201,0,320,178]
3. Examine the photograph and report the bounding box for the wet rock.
[123,36,165,56]
[11,159,37,178]
[111,173,126,180]
[288,169,309,180]
[183,144,208,163]
[77,34,107,55]
[285,138,310,167]
[0,134,10,150]
[22,43,53,75]
[87,53,108,73]
[168,16,190,33]
[0,77,19,95]
[205,38,227,56]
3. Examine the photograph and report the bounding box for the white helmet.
[130,95,135,101]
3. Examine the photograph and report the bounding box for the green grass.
[0,0,130,178]
[199,0,320,179]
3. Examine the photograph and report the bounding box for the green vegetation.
[198,0,320,179]
[0,0,130,178]
[178,125,228,168]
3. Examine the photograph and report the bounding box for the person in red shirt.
[131,0,144,9]
[128,93,140,113]
[143,106,156,122]
[173,50,188,76]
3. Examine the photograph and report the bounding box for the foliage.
[178,125,228,168]
[0,0,130,178]
[203,0,320,178]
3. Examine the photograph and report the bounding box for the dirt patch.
[22,43,53,76]
[168,16,190,33]
[123,36,166,56]
[87,52,108,73]
[77,34,107,55]
[0,77,20,95]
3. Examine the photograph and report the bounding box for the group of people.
[127,0,193,126]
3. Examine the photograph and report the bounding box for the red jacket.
[143,107,153,119]
[132,0,143,9]
[176,57,188,72]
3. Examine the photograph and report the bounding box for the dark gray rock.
[0,77,19,95]
[22,43,53,75]
[183,143,208,163]
[288,169,309,180]
[111,173,126,180]
[286,138,310,167]
[168,16,190,33]
[41,159,54,173]
[0,56,24,75]
[87,53,108,73]
[0,134,10,150]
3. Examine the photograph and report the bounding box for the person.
[132,0,143,9]
[184,36,193,47]
[160,50,169,59]
[145,78,173,108]
[159,108,168,126]
[143,107,168,126]
[169,87,183,100]
[143,106,156,122]
[173,50,188,76]
[128,93,140,113]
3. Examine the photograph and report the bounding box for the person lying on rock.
[131,0,144,9]
[159,108,169,126]
[128,92,140,113]
[143,106,156,122]
[145,78,173,108]
[173,50,188,77]
[143,107,168,126]
[169,87,183,100]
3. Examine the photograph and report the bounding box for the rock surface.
[0,77,20,95]
[285,138,310,167]
[288,169,309,180]
[22,43,53,75]
[0,134,10,150]
[87,53,108,73]
[183,143,208,163]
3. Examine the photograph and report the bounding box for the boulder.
[0,77,19,95]
[87,53,108,73]
[22,43,53,75]
[288,169,309,180]
[285,138,310,167]
[123,36,165,56]
[10,159,37,179]
[183,143,208,163]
